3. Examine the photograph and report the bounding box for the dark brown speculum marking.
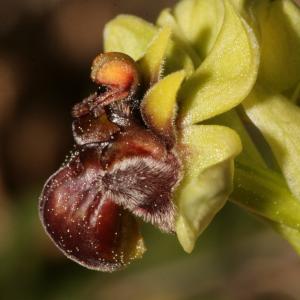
[39,52,181,271]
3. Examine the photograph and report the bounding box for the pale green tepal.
[175,125,241,252]
[141,70,186,143]
[139,27,172,85]
[104,0,300,254]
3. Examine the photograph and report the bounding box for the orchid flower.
[39,0,300,271]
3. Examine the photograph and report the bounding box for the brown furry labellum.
[39,52,182,271]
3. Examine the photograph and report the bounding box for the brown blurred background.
[1,1,300,300]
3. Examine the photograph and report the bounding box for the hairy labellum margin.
[39,52,182,271]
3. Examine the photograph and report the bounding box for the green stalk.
[231,161,300,230]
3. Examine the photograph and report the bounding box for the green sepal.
[141,70,186,144]
[138,27,172,86]
[172,0,224,61]
[157,8,201,67]
[243,85,300,201]
[175,125,242,252]
[178,0,260,126]
[254,0,300,92]
[104,15,156,60]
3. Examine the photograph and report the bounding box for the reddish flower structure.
[39,53,181,271]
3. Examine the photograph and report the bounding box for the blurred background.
[1,0,300,299]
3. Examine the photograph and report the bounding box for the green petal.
[176,125,242,252]
[141,71,186,144]
[104,15,156,60]
[139,27,172,85]
[178,0,260,126]
[243,85,300,201]
[254,0,300,92]
[173,0,224,61]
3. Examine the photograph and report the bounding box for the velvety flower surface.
[40,51,183,271]
[40,0,300,271]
